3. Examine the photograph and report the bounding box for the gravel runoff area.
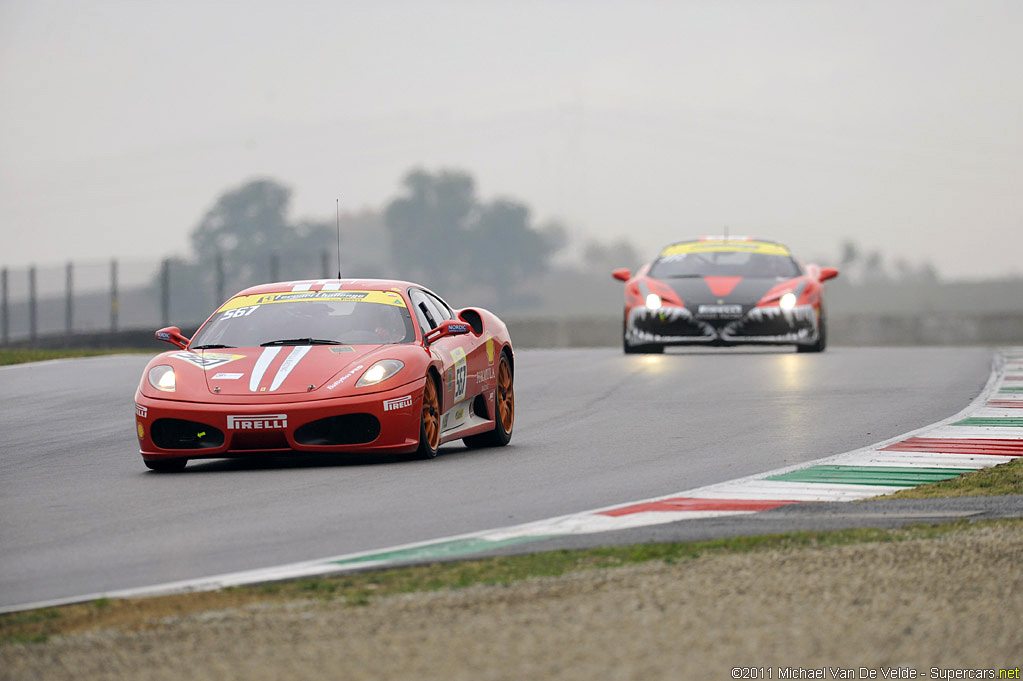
[3,521,1020,681]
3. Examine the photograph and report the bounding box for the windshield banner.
[660,241,791,257]
[218,290,407,312]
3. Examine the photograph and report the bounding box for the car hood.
[167,345,387,396]
[660,276,793,314]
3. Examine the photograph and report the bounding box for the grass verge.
[0,348,151,366]
[878,456,1023,499]
[2,518,1017,646]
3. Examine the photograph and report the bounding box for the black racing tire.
[144,458,187,472]
[463,352,514,449]
[415,372,442,459]
[797,307,827,353]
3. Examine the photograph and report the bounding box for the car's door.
[409,289,486,431]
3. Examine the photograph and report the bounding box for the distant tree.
[384,169,476,292]
[839,240,860,268]
[472,199,558,308]
[384,168,564,308]
[583,238,642,272]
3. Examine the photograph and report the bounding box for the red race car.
[612,237,839,354]
[135,280,515,471]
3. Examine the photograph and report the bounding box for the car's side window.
[408,289,437,333]
[423,291,453,322]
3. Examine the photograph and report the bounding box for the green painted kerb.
[767,465,966,487]
[997,387,1023,394]
[332,535,549,566]
[953,417,1023,427]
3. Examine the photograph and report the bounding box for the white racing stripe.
[249,347,282,392]
[482,510,758,540]
[685,481,903,501]
[269,346,311,391]
[854,453,1013,468]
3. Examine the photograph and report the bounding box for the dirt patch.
[2,522,1020,681]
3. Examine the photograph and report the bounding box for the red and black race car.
[135,279,514,471]
[612,237,838,354]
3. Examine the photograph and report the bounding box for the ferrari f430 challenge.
[613,237,838,354]
[135,280,514,471]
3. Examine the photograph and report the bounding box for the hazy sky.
[1,0,1021,278]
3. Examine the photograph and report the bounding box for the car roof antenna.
[336,197,342,279]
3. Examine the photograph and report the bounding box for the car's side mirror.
[155,326,189,350]
[612,268,631,282]
[424,319,472,345]
[818,267,839,283]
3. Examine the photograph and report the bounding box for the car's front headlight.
[148,365,176,392]
[645,293,662,310]
[356,360,404,387]
[779,292,798,311]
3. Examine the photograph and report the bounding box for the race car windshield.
[650,251,801,278]
[190,290,416,348]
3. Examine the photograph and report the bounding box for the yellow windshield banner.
[660,240,791,257]
[218,290,407,312]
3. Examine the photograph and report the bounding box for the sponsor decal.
[329,345,355,353]
[218,290,406,312]
[227,413,288,430]
[450,347,467,401]
[383,395,413,412]
[156,331,171,341]
[135,403,148,418]
[327,363,364,390]
[136,422,144,439]
[485,337,495,364]
[442,400,470,431]
[660,240,790,257]
[212,372,243,380]
[696,304,743,319]
[172,351,245,370]
[474,367,496,384]
[448,323,470,334]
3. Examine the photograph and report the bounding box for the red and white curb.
[3,348,1020,614]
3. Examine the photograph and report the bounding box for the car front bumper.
[134,379,425,461]
[625,304,821,347]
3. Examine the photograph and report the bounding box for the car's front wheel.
[415,373,442,459]
[797,307,827,353]
[623,320,664,354]
[463,353,514,449]
[143,458,187,472]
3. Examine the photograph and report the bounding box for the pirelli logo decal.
[226,414,288,430]
[383,395,413,412]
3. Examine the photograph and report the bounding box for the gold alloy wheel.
[497,358,514,434]
[422,376,441,450]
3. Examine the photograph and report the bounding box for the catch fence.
[0,251,346,344]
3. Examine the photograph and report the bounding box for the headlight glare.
[779,292,798,311]
[356,359,405,387]
[148,365,176,392]
[645,293,662,311]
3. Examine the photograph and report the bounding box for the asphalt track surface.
[0,346,993,608]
